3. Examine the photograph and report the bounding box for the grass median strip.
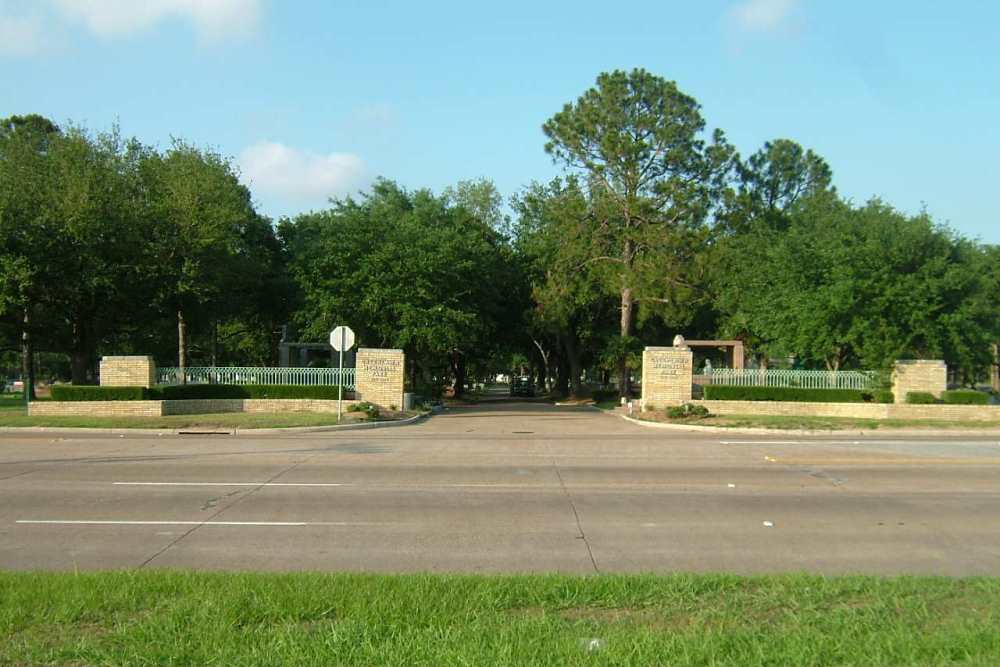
[641,414,1000,430]
[0,410,384,429]
[2,572,998,666]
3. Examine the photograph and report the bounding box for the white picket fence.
[157,367,355,389]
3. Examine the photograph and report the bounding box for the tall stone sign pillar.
[355,348,405,410]
[892,360,947,404]
[641,344,694,410]
[99,356,157,388]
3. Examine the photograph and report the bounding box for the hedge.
[155,384,352,400]
[50,384,352,401]
[941,390,990,405]
[702,385,891,403]
[50,386,150,401]
[906,392,938,404]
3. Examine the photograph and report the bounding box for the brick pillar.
[355,348,405,410]
[641,346,693,410]
[892,360,946,404]
[98,356,157,388]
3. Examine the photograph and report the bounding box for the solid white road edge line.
[112,482,347,487]
[15,520,384,527]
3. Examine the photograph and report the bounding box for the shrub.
[666,403,710,419]
[906,392,938,404]
[703,385,876,403]
[155,384,351,400]
[354,401,379,419]
[591,389,618,403]
[51,385,150,401]
[940,390,990,405]
[872,390,895,404]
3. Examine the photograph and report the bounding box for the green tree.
[0,114,62,397]
[542,69,735,396]
[282,180,520,398]
[714,192,999,376]
[141,140,259,378]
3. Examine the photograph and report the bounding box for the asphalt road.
[1,403,999,574]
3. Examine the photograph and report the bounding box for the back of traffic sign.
[330,326,355,352]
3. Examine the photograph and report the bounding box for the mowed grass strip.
[646,414,1000,430]
[0,411,359,429]
[2,572,998,666]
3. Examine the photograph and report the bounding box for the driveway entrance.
[1,404,998,574]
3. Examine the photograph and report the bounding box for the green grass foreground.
[1,572,998,666]
[680,414,1000,430]
[0,408,366,430]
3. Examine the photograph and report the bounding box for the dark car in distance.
[510,376,535,397]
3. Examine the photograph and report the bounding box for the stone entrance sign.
[99,356,156,388]
[641,345,694,409]
[892,359,946,404]
[355,348,405,410]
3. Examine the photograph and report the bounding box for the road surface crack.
[138,454,315,568]
[548,453,599,573]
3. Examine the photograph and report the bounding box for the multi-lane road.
[1,403,998,574]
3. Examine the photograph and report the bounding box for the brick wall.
[242,399,359,413]
[98,356,157,388]
[29,401,164,417]
[641,346,693,409]
[355,348,405,410]
[697,400,999,422]
[31,399,361,418]
[892,360,946,404]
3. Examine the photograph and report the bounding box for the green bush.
[702,385,880,403]
[155,384,351,400]
[50,385,150,401]
[940,390,990,405]
[872,390,895,404]
[666,403,710,419]
[354,401,379,419]
[905,392,938,404]
[590,389,618,403]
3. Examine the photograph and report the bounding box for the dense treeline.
[2,68,998,398]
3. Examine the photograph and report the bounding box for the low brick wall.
[697,400,999,422]
[29,401,164,417]
[30,399,361,418]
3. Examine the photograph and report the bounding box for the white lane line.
[722,440,1000,446]
[721,441,803,445]
[16,520,381,527]
[113,482,347,487]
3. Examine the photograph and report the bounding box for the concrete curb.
[0,411,432,437]
[616,412,1000,438]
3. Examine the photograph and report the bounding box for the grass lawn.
[0,409,399,430]
[1,572,998,666]
[639,413,1000,430]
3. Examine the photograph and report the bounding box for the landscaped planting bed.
[702,385,893,403]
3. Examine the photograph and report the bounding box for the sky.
[2,0,998,243]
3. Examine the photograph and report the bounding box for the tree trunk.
[531,339,550,393]
[177,308,187,384]
[211,319,218,367]
[70,316,91,385]
[451,350,466,399]
[554,342,569,398]
[618,284,634,398]
[563,331,583,398]
[21,306,35,400]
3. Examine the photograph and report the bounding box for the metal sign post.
[330,325,356,421]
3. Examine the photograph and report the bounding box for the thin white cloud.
[239,141,367,201]
[52,0,261,40]
[729,0,798,33]
[0,11,46,55]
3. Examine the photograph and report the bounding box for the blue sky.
[3,0,998,243]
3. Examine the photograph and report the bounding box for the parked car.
[510,376,535,397]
